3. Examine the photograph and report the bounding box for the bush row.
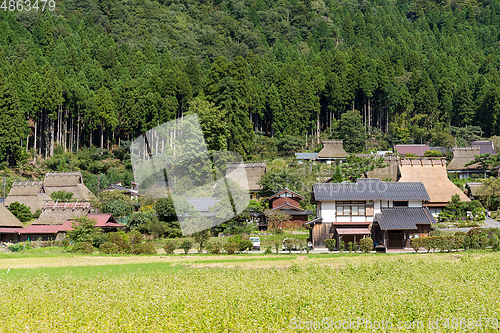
[411,228,500,253]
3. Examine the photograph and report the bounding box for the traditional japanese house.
[317,140,349,164]
[306,178,435,250]
[44,172,95,201]
[4,180,50,214]
[399,158,470,214]
[226,162,267,200]
[0,204,24,243]
[262,188,312,230]
[447,147,485,179]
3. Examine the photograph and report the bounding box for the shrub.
[140,242,157,255]
[339,239,345,251]
[264,247,272,254]
[72,242,94,254]
[180,240,193,254]
[454,231,466,237]
[8,243,26,252]
[283,238,297,254]
[359,238,374,253]
[100,242,119,254]
[163,241,177,254]
[193,229,212,254]
[223,242,239,255]
[410,238,421,253]
[107,232,130,253]
[324,239,336,252]
[238,240,253,252]
[207,240,223,254]
[50,190,74,201]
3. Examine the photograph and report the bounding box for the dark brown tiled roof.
[374,207,435,230]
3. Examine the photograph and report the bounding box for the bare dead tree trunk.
[50,118,54,157]
[77,114,80,152]
[34,119,37,163]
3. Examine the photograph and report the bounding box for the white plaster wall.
[408,200,423,208]
[351,216,366,223]
[337,216,351,223]
[389,201,394,208]
[374,200,381,214]
[321,201,336,222]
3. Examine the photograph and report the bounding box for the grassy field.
[0,252,499,332]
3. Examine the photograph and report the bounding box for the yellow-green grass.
[0,253,499,332]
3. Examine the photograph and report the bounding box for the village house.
[317,140,349,164]
[4,180,50,214]
[0,204,24,243]
[44,172,95,201]
[398,158,470,215]
[226,162,267,200]
[18,213,124,242]
[102,182,140,199]
[260,188,312,230]
[306,178,435,250]
[447,147,485,179]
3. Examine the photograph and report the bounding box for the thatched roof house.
[398,158,469,214]
[0,205,24,243]
[317,141,349,163]
[357,154,400,181]
[33,202,92,225]
[446,147,484,179]
[4,180,50,213]
[44,172,95,201]
[226,162,266,199]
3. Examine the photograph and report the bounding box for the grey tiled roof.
[313,178,430,201]
[295,153,319,160]
[374,207,436,230]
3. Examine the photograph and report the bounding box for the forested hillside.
[1,0,500,167]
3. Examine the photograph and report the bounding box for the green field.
[1,253,499,332]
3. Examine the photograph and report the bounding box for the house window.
[337,206,344,215]
[394,201,408,207]
[351,206,359,215]
[336,201,365,216]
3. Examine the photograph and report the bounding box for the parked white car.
[249,237,261,251]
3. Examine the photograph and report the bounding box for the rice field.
[0,253,499,332]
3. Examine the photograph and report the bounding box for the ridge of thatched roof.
[317,141,349,159]
[5,181,50,213]
[447,147,482,171]
[357,154,400,181]
[398,158,470,205]
[0,205,24,228]
[32,202,92,225]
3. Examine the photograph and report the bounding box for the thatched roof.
[44,172,95,201]
[317,141,349,159]
[33,202,91,225]
[5,181,50,213]
[398,158,469,205]
[357,155,400,181]
[0,204,24,228]
[226,162,266,192]
[44,172,83,186]
[466,182,483,198]
[447,147,482,171]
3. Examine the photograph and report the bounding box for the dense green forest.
[1,0,500,167]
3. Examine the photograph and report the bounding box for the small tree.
[163,240,176,254]
[283,238,296,254]
[193,229,212,254]
[180,240,193,254]
[263,209,291,234]
[50,190,74,201]
[67,216,103,245]
[7,201,33,222]
[359,238,374,253]
[324,239,336,252]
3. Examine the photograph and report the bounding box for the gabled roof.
[447,147,482,171]
[268,188,305,200]
[303,217,322,226]
[375,207,436,230]
[44,172,83,186]
[398,158,470,204]
[19,223,70,234]
[86,213,124,228]
[312,178,430,201]
[317,141,349,159]
[271,202,313,215]
[226,162,266,192]
[471,141,496,155]
[394,144,430,156]
[0,204,24,228]
[7,181,44,196]
[32,202,92,225]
